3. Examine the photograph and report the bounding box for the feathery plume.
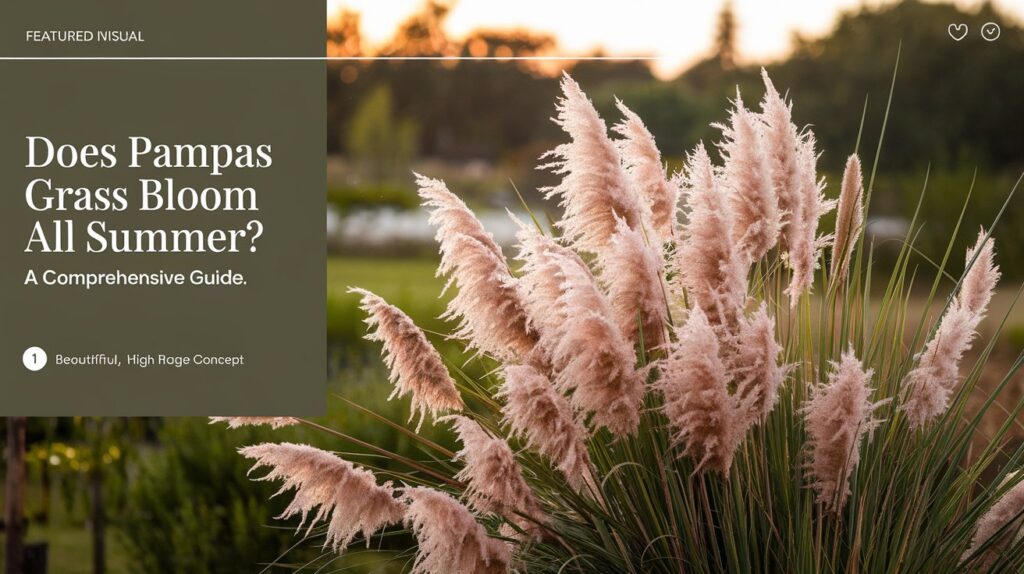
[210,417,298,429]
[831,154,864,280]
[602,216,668,348]
[803,350,883,512]
[759,68,801,243]
[350,287,463,429]
[677,143,748,327]
[731,304,786,430]
[542,74,646,254]
[516,226,644,436]
[786,133,835,306]
[513,224,575,342]
[447,416,545,539]
[718,94,780,261]
[497,364,593,491]
[958,230,1001,316]
[404,487,512,574]
[658,307,740,475]
[239,443,404,552]
[417,175,537,361]
[964,475,1024,569]
[613,100,679,239]
[903,231,1000,428]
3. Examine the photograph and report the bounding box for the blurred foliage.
[118,419,311,573]
[346,85,419,181]
[117,366,450,572]
[118,367,459,573]
[891,167,1024,279]
[326,183,419,214]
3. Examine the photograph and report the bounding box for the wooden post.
[4,417,27,574]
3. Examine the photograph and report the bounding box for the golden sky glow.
[327,0,1023,77]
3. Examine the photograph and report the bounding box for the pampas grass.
[351,287,464,429]
[831,154,864,280]
[239,443,405,552]
[802,350,884,512]
[219,71,1024,573]
[902,230,1001,428]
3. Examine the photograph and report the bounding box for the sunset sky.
[326,0,1023,76]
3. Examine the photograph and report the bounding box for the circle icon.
[981,22,1001,41]
[23,346,47,371]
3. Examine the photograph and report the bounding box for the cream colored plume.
[759,68,801,244]
[542,74,647,255]
[831,154,864,280]
[803,350,884,512]
[404,487,512,574]
[239,443,404,553]
[658,307,740,475]
[416,174,537,362]
[613,99,679,240]
[718,94,780,261]
[447,415,545,539]
[677,143,749,327]
[497,364,593,491]
[963,475,1024,569]
[786,133,835,306]
[903,231,1000,428]
[210,417,298,429]
[350,287,463,429]
[602,216,668,348]
[515,225,644,436]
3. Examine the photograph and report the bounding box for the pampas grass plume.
[831,154,864,280]
[964,476,1024,568]
[497,364,593,491]
[209,417,297,429]
[447,416,545,539]
[732,304,786,429]
[677,143,748,327]
[659,306,739,475]
[404,487,512,574]
[759,68,801,243]
[542,73,646,254]
[786,133,835,306]
[613,99,680,239]
[603,216,668,348]
[903,231,1000,428]
[351,287,463,428]
[718,94,780,261]
[516,225,643,436]
[239,443,404,552]
[803,350,883,512]
[417,174,537,361]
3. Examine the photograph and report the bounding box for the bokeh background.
[3,1,1024,572]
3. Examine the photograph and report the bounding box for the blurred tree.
[345,85,419,179]
[327,9,363,57]
[4,417,27,574]
[381,0,456,57]
[715,1,738,70]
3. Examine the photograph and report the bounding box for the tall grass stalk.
[217,70,1024,573]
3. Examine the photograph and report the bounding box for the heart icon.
[948,23,968,41]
